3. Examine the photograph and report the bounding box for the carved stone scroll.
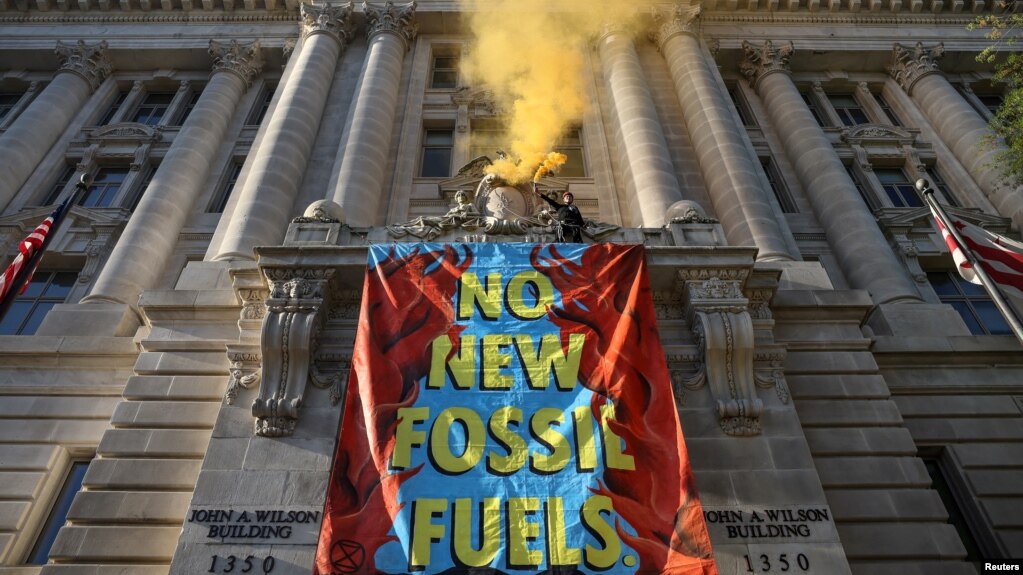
[684,277,764,436]
[224,345,261,406]
[252,267,335,437]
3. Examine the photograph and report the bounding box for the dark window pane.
[44,272,78,298]
[0,93,21,122]
[44,166,75,206]
[802,93,825,127]
[20,277,46,297]
[928,272,958,296]
[420,148,452,178]
[876,93,902,126]
[21,302,56,335]
[27,462,90,564]
[0,301,32,335]
[953,274,986,296]
[973,301,1012,335]
[434,57,458,69]
[430,54,459,89]
[176,91,200,125]
[949,301,984,335]
[425,130,454,145]
[133,93,175,126]
[83,168,128,208]
[100,91,127,125]
[209,163,242,213]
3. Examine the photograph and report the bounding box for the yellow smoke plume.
[458,0,651,184]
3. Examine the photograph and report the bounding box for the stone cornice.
[651,3,701,48]
[364,0,417,50]
[739,39,793,91]
[300,2,355,46]
[889,41,944,95]
[209,39,263,87]
[55,39,111,90]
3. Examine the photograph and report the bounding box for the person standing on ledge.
[534,186,585,243]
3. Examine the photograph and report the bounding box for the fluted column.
[890,42,1023,228]
[83,41,263,306]
[329,1,417,227]
[214,3,354,261]
[741,40,920,304]
[597,24,683,228]
[654,6,795,262]
[0,40,111,211]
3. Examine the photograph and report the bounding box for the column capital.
[209,39,264,88]
[889,41,944,95]
[301,2,356,46]
[596,21,630,44]
[739,39,793,92]
[55,40,112,91]
[651,4,701,48]
[364,1,418,51]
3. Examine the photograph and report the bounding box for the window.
[99,91,127,125]
[0,92,21,122]
[430,53,460,89]
[208,162,242,213]
[875,92,902,127]
[246,83,276,126]
[846,165,879,211]
[26,461,90,564]
[801,92,826,127]
[554,128,586,178]
[928,271,1011,335]
[469,126,505,161]
[127,166,155,211]
[922,453,983,562]
[728,88,755,127]
[827,94,869,126]
[0,271,78,336]
[762,158,797,213]
[81,167,129,208]
[875,168,923,208]
[420,129,454,178]
[931,167,959,208]
[977,93,1004,116]
[175,91,200,126]
[43,166,75,206]
[132,93,175,126]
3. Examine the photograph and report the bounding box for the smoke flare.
[458,0,650,184]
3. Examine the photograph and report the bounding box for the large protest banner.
[315,243,717,575]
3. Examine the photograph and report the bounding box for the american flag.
[0,200,72,309]
[929,205,1023,306]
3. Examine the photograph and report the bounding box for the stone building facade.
[0,1,1020,574]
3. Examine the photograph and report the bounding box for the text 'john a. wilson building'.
[0,0,1021,574]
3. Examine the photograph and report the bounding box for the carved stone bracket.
[311,354,350,407]
[301,2,356,47]
[252,267,336,437]
[683,276,764,436]
[754,349,790,405]
[55,39,112,90]
[364,1,418,51]
[889,42,944,96]
[210,39,265,88]
[739,39,793,93]
[225,344,261,406]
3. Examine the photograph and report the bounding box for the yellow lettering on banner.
[507,497,542,568]
[428,335,476,390]
[571,406,597,471]
[505,271,555,320]
[600,404,636,471]
[481,334,514,390]
[392,407,429,469]
[515,333,585,391]
[545,497,582,565]
[529,408,570,474]
[486,406,528,475]
[581,495,620,570]
[410,498,447,569]
[430,407,485,474]
[457,272,502,320]
[453,498,501,567]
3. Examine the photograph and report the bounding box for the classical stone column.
[329,1,417,227]
[214,3,354,261]
[82,41,263,306]
[654,6,795,262]
[890,42,1023,228]
[741,40,921,304]
[0,40,111,211]
[597,24,683,228]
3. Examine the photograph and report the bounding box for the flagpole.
[916,178,1023,346]
[0,175,90,323]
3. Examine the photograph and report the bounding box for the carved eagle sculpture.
[457,149,509,179]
